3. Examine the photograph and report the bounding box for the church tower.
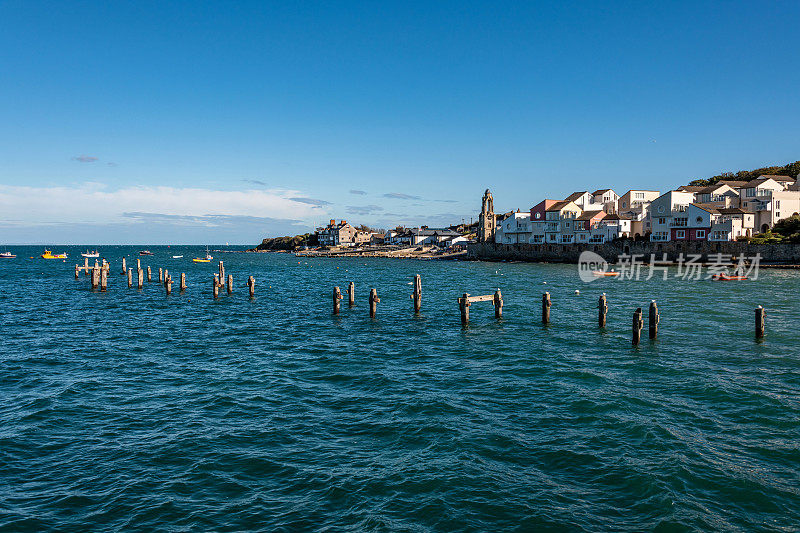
[478,189,495,243]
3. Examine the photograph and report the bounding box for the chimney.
[341,220,346,225]
[329,219,335,226]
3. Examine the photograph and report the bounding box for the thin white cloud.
[0,184,323,227]
[72,155,98,163]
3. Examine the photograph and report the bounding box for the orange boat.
[712,273,748,281]
[593,270,620,277]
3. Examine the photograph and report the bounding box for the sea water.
[2,246,799,530]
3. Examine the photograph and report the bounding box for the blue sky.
[1,1,799,244]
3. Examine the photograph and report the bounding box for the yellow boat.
[193,247,213,263]
[41,249,68,259]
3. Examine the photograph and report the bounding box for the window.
[635,192,645,199]
[776,201,781,209]
[696,230,706,239]
[746,188,755,197]
[565,222,570,229]
[658,205,664,213]
[658,217,666,225]
[673,217,687,227]
[696,216,703,223]
[535,212,541,219]
[675,230,685,239]
[621,201,626,208]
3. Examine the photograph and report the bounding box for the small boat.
[192,247,213,263]
[172,255,183,259]
[139,250,154,256]
[41,249,68,259]
[0,251,16,259]
[712,273,748,281]
[81,250,99,258]
[593,270,620,277]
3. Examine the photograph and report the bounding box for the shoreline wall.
[467,241,800,264]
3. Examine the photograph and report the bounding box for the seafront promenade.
[469,240,800,265]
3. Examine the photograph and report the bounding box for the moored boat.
[41,249,68,259]
[81,250,99,258]
[192,246,213,263]
[139,250,154,256]
[712,273,748,281]
[172,255,183,259]
[593,270,620,277]
[0,251,16,259]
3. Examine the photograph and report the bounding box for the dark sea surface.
[2,245,799,532]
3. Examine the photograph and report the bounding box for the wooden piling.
[121,257,126,275]
[100,266,108,291]
[180,273,186,292]
[247,276,255,297]
[369,288,380,318]
[333,286,342,315]
[494,289,503,319]
[347,281,355,307]
[165,275,172,295]
[649,300,659,340]
[91,265,99,289]
[755,306,765,339]
[227,274,233,294]
[159,267,163,283]
[163,269,169,287]
[147,266,152,282]
[542,292,551,324]
[137,258,141,271]
[598,293,607,328]
[137,268,144,289]
[213,274,219,299]
[219,261,224,283]
[75,264,80,279]
[127,268,133,288]
[632,307,643,346]
[460,292,470,325]
[412,274,422,313]
[84,257,89,276]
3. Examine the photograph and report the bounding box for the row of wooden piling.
[332,278,768,340]
[76,259,256,299]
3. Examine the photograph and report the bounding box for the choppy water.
[2,245,799,531]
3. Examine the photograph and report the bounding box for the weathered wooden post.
[460,293,470,325]
[84,257,89,276]
[91,265,99,289]
[121,257,126,275]
[227,274,233,294]
[649,300,659,340]
[213,274,219,299]
[755,306,765,339]
[347,281,355,307]
[159,267,163,283]
[147,266,152,282]
[369,288,380,318]
[127,268,133,288]
[632,307,643,346]
[542,292,551,324]
[247,276,255,297]
[180,273,186,292]
[598,293,608,328]
[163,269,169,287]
[494,289,503,318]
[333,286,342,314]
[412,274,422,313]
[165,275,172,295]
[75,264,80,279]
[137,258,141,271]
[100,266,108,291]
[137,268,144,289]
[218,261,224,283]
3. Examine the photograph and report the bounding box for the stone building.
[478,189,495,243]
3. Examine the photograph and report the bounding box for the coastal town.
[276,170,800,257]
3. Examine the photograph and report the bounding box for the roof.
[698,184,737,194]
[546,200,575,212]
[691,203,721,214]
[592,188,613,196]
[741,177,778,188]
[411,227,461,237]
[564,191,588,202]
[718,180,748,188]
[718,208,747,215]
[576,210,605,221]
[760,174,795,182]
[601,213,630,221]
[677,185,705,192]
